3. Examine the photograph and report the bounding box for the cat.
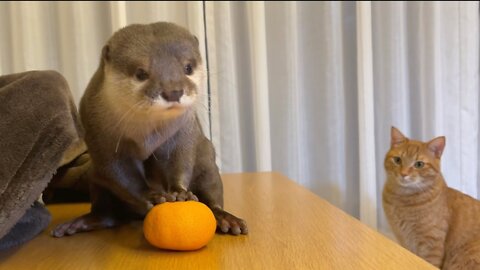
[383,127,480,269]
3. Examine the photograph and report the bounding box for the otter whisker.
[112,100,145,130]
[115,101,145,153]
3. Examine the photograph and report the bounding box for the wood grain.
[0,172,436,269]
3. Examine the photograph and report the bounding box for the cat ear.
[391,126,407,148]
[427,136,446,158]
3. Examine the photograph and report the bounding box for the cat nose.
[400,169,409,177]
[161,89,184,102]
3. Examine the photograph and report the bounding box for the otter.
[52,22,248,237]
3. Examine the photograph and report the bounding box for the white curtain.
[1,1,478,236]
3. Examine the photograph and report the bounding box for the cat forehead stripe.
[406,145,420,160]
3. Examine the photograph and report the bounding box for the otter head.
[101,22,204,120]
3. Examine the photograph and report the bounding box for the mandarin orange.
[143,201,216,251]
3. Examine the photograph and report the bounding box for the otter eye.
[414,161,425,169]
[135,68,149,81]
[184,64,193,75]
[392,156,401,165]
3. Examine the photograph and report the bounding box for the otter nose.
[161,90,184,102]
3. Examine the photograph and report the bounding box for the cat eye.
[135,68,149,81]
[184,64,193,75]
[392,156,401,165]
[414,161,425,169]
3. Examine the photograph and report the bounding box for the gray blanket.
[0,70,89,250]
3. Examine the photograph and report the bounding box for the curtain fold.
[357,1,377,229]
[0,1,478,236]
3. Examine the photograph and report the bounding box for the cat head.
[384,127,445,189]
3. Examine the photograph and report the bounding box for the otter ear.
[193,35,199,46]
[102,45,110,62]
[427,136,445,158]
[391,126,407,148]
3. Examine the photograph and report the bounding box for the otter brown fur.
[52,22,248,237]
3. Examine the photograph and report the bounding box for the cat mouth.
[397,177,417,187]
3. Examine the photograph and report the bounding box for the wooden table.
[0,172,435,269]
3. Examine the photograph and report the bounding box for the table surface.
[0,172,436,270]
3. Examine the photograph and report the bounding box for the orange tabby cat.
[383,127,480,269]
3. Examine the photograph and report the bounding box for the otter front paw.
[51,213,119,238]
[171,190,198,202]
[212,208,248,235]
[149,190,198,204]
